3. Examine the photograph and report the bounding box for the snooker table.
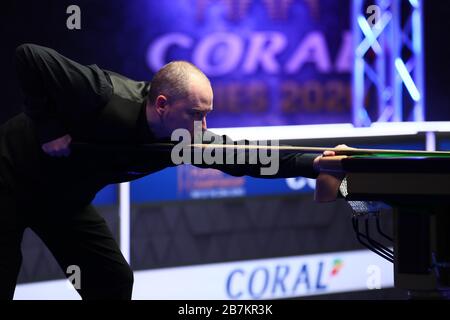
[316,152,450,299]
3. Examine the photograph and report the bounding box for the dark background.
[1,0,151,124]
[1,0,449,124]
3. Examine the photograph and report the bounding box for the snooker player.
[0,43,338,300]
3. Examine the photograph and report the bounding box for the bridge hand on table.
[313,144,352,203]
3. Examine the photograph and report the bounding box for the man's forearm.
[191,132,320,179]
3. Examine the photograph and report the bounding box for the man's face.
[158,75,213,139]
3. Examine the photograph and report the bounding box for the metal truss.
[352,0,425,126]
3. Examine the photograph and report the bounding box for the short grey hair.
[148,61,210,104]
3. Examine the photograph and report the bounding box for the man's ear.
[155,95,168,116]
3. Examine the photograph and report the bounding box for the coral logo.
[225,257,344,299]
[330,259,344,277]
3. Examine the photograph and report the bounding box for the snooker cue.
[189,144,450,156]
[70,142,450,156]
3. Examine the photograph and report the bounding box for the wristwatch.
[338,177,348,198]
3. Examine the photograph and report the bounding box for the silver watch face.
[339,177,348,197]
